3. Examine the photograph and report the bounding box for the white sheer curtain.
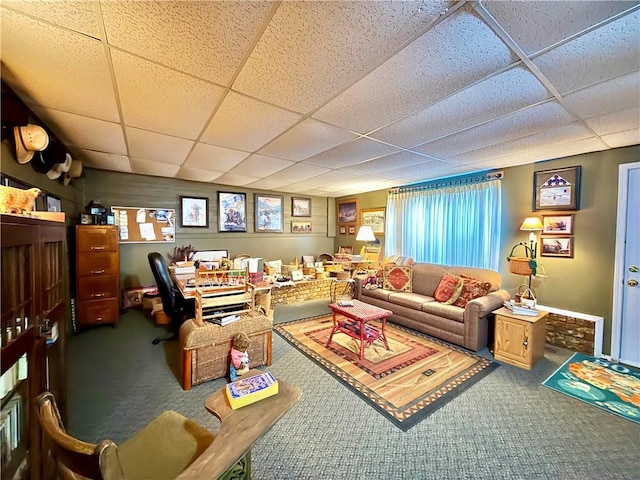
[385,179,502,270]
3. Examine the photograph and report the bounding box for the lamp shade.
[356,226,376,242]
[520,217,543,231]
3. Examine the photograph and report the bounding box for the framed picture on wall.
[542,214,574,235]
[218,192,246,232]
[361,207,385,235]
[46,195,61,212]
[255,194,283,232]
[541,236,573,257]
[534,166,581,211]
[180,196,209,228]
[339,226,347,234]
[291,197,311,217]
[337,198,358,225]
[292,220,312,233]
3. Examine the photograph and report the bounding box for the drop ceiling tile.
[383,160,453,181]
[213,173,261,187]
[246,178,291,191]
[340,150,432,175]
[474,138,608,167]
[303,138,400,169]
[111,50,225,139]
[183,143,250,172]
[201,92,302,152]
[370,66,550,148]
[227,154,294,177]
[482,0,637,55]
[533,10,640,94]
[563,72,640,118]
[258,118,356,161]
[414,101,576,158]
[0,8,119,121]
[130,158,180,178]
[602,129,640,148]
[101,1,272,85]
[126,127,194,165]
[585,107,640,136]
[2,0,101,38]
[450,122,596,164]
[175,167,222,183]
[233,0,449,113]
[262,162,330,184]
[288,170,361,190]
[313,7,518,133]
[28,106,126,154]
[77,149,132,173]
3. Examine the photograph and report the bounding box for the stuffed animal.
[229,331,251,381]
[0,186,41,214]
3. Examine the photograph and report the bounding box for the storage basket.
[507,244,533,276]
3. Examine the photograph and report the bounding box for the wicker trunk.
[179,312,273,390]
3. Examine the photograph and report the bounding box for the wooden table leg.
[380,317,390,351]
[358,319,365,359]
[183,350,192,391]
[327,311,339,346]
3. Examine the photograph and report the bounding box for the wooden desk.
[176,371,301,479]
[171,270,271,300]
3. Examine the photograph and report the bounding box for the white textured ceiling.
[1,1,638,197]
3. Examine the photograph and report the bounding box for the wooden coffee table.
[327,299,392,359]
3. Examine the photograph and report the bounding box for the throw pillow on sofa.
[383,264,412,292]
[452,275,492,308]
[434,273,464,304]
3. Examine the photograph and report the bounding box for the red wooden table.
[327,299,392,359]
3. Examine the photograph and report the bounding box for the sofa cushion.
[410,263,449,297]
[447,266,501,291]
[421,301,465,323]
[433,273,464,304]
[387,291,435,310]
[361,287,392,302]
[452,275,492,308]
[383,265,412,292]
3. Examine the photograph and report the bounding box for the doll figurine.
[229,331,251,381]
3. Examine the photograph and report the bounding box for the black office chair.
[148,252,191,345]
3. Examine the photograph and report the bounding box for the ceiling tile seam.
[402,96,561,153]
[473,2,612,151]
[94,1,132,172]
[185,1,285,161]
[218,3,465,161]
[527,4,640,59]
[359,59,525,139]
[254,0,467,145]
[560,70,640,99]
[0,4,102,41]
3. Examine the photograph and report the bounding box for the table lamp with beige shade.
[356,225,382,261]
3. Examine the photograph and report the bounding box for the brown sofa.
[354,263,510,351]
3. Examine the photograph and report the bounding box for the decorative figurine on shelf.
[0,186,41,215]
[229,332,251,381]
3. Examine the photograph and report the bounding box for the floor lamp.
[519,216,543,301]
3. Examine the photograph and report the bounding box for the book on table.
[503,301,538,316]
[225,372,279,409]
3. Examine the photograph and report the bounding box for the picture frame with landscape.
[542,214,573,235]
[541,236,573,257]
[255,194,283,232]
[337,199,358,225]
[291,197,311,217]
[361,207,385,235]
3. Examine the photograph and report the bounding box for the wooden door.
[495,315,530,367]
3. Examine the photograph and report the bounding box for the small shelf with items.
[194,269,256,326]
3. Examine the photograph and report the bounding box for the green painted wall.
[340,145,639,353]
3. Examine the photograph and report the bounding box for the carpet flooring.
[66,301,640,479]
[276,314,498,430]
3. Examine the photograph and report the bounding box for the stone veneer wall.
[544,312,600,355]
[271,279,332,305]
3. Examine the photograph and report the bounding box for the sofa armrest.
[466,290,511,318]
[462,289,511,351]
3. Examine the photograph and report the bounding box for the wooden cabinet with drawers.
[76,226,120,328]
[492,307,549,370]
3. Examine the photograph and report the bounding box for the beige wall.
[341,145,639,353]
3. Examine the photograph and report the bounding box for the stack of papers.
[172,265,195,275]
[207,314,241,326]
[503,301,538,316]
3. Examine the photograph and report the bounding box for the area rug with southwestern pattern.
[275,314,498,430]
